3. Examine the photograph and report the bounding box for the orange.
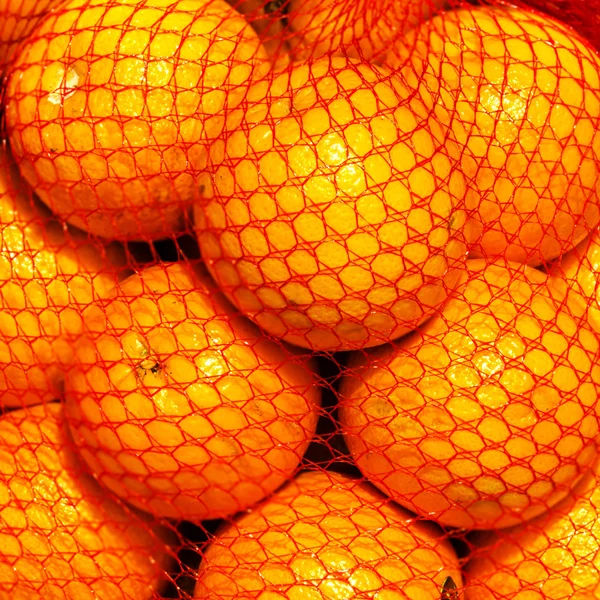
[388,5,600,266]
[64,261,321,521]
[194,470,462,599]
[195,56,472,352]
[466,458,600,599]
[0,146,123,407]
[286,0,445,63]
[339,259,600,530]
[5,0,269,241]
[0,403,172,600]
[0,0,57,71]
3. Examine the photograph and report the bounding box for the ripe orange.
[196,56,472,352]
[388,5,600,266]
[339,259,600,530]
[0,0,56,71]
[286,0,445,63]
[194,470,462,599]
[5,0,269,241]
[0,403,172,600]
[64,261,321,521]
[0,147,123,407]
[466,458,600,599]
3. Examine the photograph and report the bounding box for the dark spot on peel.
[136,359,163,381]
[265,0,289,14]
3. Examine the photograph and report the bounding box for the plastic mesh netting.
[1,0,600,598]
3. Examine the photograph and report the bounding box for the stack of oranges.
[2,0,600,597]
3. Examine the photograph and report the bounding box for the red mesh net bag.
[2,0,600,598]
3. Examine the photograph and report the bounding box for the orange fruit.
[465,459,600,599]
[5,0,269,241]
[0,0,57,71]
[195,56,472,352]
[388,5,600,266]
[339,259,600,530]
[0,146,123,407]
[194,470,462,599]
[286,0,446,63]
[64,261,321,521]
[0,403,172,600]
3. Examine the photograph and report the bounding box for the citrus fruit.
[64,261,321,521]
[195,56,472,352]
[465,458,600,599]
[5,0,269,241]
[286,0,445,63]
[0,403,172,600]
[388,5,600,266]
[339,259,600,530]
[0,146,123,407]
[0,0,56,71]
[194,470,463,599]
